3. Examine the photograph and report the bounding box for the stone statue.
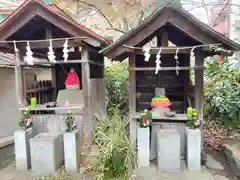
[151,87,172,117]
[56,68,84,114]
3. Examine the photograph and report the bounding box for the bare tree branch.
[212,0,230,27]
[75,0,115,30]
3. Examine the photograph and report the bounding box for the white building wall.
[229,0,240,64]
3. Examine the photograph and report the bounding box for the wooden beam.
[19,59,103,66]
[17,39,82,49]
[129,66,203,71]
[132,48,191,54]
[17,38,100,50]
[23,64,53,68]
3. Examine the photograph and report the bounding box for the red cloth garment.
[65,71,80,86]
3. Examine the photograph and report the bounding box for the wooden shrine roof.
[100,1,240,60]
[0,0,110,50]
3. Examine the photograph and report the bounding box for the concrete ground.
[0,151,238,180]
[135,165,215,180]
[0,164,235,180]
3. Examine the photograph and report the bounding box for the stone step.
[221,138,240,178]
[80,144,99,165]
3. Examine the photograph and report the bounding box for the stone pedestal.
[63,130,80,171]
[157,129,180,172]
[137,127,150,167]
[30,133,64,176]
[185,128,201,171]
[14,128,33,171]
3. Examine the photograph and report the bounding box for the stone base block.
[64,130,80,171]
[30,133,64,176]
[14,128,33,171]
[185,128,201,171]
[137,127,150,167]
[157,129,180,172]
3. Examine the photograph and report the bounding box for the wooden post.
[19,49,26,106]
[194,49,204,148]
[183,55,190,112]
[129,52,137,140]
[51,67,57,100]
[81,47,92,145]
[14,55,23,108]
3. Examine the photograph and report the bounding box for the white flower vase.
[63,130,81,171]
[14,128,33,171]
[137,127,150,167]
[185,127,201,171]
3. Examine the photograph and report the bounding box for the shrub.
[104,61,129,115]
[204,58,240,130]
[91,109,136,179]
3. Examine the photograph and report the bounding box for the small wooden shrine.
[0,0,109,142]
[101,1,240,159]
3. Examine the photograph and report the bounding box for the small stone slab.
[206,154,224,171]
[30,133,64,177]
[63,130,80,172]
[14,128,33,171]
[185,128,201,171]
[156,129,180,172]
[137,127,150,167]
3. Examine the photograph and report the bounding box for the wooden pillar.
[18,49,26,106]
[183,55,190,112]
[194,50,204,121]
[194,50,204,148]
[14,54,24,108]
[129,52,137,140]
[81,47,92,145]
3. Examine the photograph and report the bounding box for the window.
[0,14,8,22]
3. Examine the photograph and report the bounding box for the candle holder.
[30,97,37,108]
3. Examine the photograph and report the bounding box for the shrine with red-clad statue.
[0,1,109,173]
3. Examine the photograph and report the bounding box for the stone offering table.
[133,113,188,161]
[29,133,64,176]
[18,103,83,136]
